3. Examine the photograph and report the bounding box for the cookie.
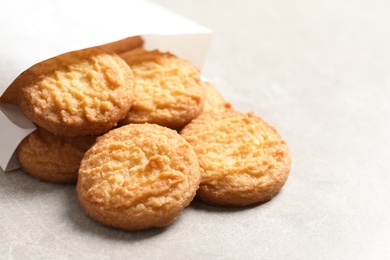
[16,128,96,184]
[119,48,204,129]
[180,111,291,207]
[98,36,144,54]
[0,83,18,104]
[76,123,201,231]
[17,47,135,136]
[201,81,232,114]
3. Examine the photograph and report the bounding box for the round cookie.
[201,81,232,114]
[17,128,96,184]
[98,36,144,54]
[0,82,18,104]
[180,111,291,207]
[76,123,201,231]
[119,48,204,129]
[17,47,135,136]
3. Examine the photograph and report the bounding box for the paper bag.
[0,0,212,172]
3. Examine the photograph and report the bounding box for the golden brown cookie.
[77,123,201,231]
[16,128,96,184]
[180,111,291,207]
[0,83,18,104]
[17,47,135,136]
[119,48,204,129]
[98,36,144,54]
[201,81,232,114]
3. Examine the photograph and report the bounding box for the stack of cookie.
[1,38,291,231]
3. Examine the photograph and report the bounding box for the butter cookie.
[17,47,135,136]
[16,128,96,184]
[201,81,232,114]
[119,48,204,129]
[180,111,291,207]
[0,83,18,104]
[77,123,201,231]
[98,36,144,54]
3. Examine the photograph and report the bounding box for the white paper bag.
[0,0,212,172]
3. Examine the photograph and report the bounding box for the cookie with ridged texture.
[119,48,204,129]
[77,123,201,231]
[16,128,96,184]
[17,47,135,136]
[180,111,291,207]
[201,81,232,114]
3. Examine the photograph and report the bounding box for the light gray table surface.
[1,0,390,259]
